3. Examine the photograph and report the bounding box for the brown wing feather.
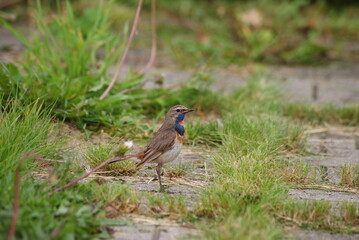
[136,128,176,167]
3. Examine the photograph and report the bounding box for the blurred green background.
[2,0,359,66]
[1,0,359,133]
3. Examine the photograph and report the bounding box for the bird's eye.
[176,109,180,112]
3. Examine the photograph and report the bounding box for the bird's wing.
[136,128,176,167]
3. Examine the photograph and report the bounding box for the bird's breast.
[175,121,185,136]
[157,135,182,164]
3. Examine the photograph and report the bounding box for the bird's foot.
[159,185,167,192]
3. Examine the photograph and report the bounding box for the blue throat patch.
[175,113,186,136]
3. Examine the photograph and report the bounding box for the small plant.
[84,143,136,176]
[1,1,125,126]
[0,98,58,174]
[98,184,140,217]
[187,119,223,146]
[276,201,333,228]
[0,98,108,239]
[283,102,359,126]
[276,200,359,232]
[339,164,359,187]
[165,160,191,178]
[339,202,359,224]
[146,194,188,217]
[1,1,176,129]
[316,165,329,182]
[277,159,313,184]
[1,0,230,131]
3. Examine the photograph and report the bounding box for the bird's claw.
[159,185,167,192]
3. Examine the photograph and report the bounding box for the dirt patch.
[290,229,359,240]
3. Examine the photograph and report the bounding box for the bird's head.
[166,105,194,122]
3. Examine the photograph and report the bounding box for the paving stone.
[289,189,359,203]
[291,229,359,240]
[111,224,200,240]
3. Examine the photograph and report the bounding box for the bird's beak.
[184,108,195,113]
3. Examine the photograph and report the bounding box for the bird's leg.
[156,163,165,192]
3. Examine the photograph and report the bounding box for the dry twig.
[140,0,157,74]
[45,209,71,240]
[7,152,43,240]
[0,0,21,9]
[119,0,158,95]
[99,0,144,100]
[48,154,136,195]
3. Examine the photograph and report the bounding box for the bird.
[109,105,194,191]
[50,105,194,194]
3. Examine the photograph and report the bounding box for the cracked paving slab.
[303,127,359,184]
[289,189,359,203]
[289,127,359,239]
[111,224,201,240]
[290,127,359,200]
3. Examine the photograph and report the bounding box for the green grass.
[77,73,357,238]
[145,194,188,218]
[1,0,125,126]
[1,0,225,131]
[98,0,359,66]
[277,159,313,184]
[0,99,57,174]
[95,184,140,217]
[0,96,151,239]
[2,1,359,238]
[186,75,359,238]
[277,200,359,233]
[203,213,282,240]
[186,119,223,146]
[84,142,136,175]
[2,72,356,239]
[186,76,296,238]
[0,98,111,239]
[283,102,359,126]
[1,73,357,239]
[3,0,359,66]
[339,164,359,188]
[164,160,192,178]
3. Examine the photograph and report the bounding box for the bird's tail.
[109,152,142,164]
[49,152,144,195]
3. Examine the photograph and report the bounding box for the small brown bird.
[50,105,194,194]
[110,105,194,191]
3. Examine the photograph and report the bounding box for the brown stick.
[118,74,155,95]
[118,0,157,96]
[48,154,138,195]
[110,0,158,96]
[140,0,157,74]
[46,223,65,240]
[0,0,21,9]
[99,0,144,100]
[7,152,30,240]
